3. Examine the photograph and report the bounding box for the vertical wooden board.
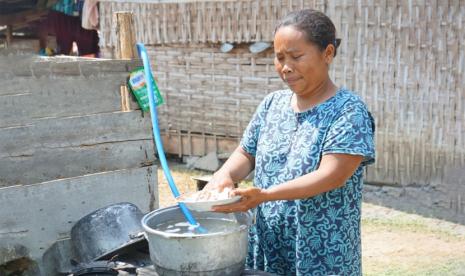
[115,12,137,59]
[216,137,240,154]
[0,165,157,263]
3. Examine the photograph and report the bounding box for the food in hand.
[178,187,234,202]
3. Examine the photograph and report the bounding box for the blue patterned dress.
[241,88,375,276]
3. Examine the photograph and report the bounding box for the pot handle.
[249,209,257,225]
[129,231,146,240]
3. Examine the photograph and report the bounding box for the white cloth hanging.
[81,0,99,30]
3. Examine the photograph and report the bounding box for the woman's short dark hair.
[275,9,341,57]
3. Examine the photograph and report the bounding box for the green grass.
[419,259,465,276]
[362,214,465,241]
[364,259,465,276]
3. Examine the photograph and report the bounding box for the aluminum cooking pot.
[142,205,253,276]
[71,202,146,263]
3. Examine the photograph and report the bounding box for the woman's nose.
[282,64,293,73]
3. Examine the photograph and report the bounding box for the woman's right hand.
[201,146,254,192]
[203,172,235,192]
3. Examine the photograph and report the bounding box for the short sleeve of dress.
[322,102,376,166]
[240,94,274,156]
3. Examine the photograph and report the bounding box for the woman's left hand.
[212,187,267,213]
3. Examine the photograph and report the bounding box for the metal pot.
[71,202,146,263]
[141,206,253,276]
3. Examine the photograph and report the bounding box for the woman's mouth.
[285,77,301,85]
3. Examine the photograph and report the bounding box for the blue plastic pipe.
[137,43,206,233]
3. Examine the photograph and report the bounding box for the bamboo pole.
[6,25,13,48]
[115,12,136,112]
[115,12,137,59]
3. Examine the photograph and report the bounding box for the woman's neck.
[292,79,338,112]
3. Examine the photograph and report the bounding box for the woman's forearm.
[263,154,363,201]
[263,168,340,201]
[215,154,363,212]
[214,146,255,183]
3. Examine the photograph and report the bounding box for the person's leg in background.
[74,24,99,57]
[54,11,75,55]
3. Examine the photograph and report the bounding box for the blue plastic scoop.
[136,43,207,234]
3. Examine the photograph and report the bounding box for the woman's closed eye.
[275,55,284,62]
[275,54,303,62]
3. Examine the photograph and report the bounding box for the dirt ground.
[156,162,465,276]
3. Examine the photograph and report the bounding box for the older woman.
[208,9,375,275]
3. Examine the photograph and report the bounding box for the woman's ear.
[324,44,335,64]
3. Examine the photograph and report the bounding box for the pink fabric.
[81,0,99,30]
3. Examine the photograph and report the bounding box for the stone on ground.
[193,152,221,172]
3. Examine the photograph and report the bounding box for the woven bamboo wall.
[325,0,465,189]
[99,0,325,46]
[144,43,283,137]
[99,1,465,208]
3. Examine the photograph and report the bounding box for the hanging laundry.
[51,0,77,16]
[81,0,99,30]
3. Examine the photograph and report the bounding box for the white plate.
[220,42,234,53]
[249,41,271,53]
[178,195,242,212]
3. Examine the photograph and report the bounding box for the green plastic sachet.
[127,67,164,111]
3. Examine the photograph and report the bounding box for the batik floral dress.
[241,88,375,276]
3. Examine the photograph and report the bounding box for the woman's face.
[273,26,333,96]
